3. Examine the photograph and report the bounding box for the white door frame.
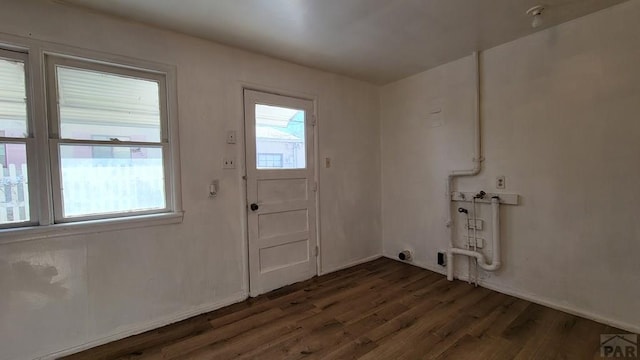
[240,84,321,297]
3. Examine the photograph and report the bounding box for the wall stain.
[1,260,68,298]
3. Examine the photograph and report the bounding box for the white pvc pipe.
[448,198,501,280]
[472,196,478,285]
[446,51,482,280]
[490,197,501,271]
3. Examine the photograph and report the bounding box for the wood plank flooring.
[63,258,628,359]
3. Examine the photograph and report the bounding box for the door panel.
[259,239,309,272]
[244,89,317,297]
[258,209,308,238]
[257,178,308,203]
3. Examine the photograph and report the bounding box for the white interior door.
[244,89,317,297]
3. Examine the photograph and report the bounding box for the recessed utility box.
[437,252,447,266]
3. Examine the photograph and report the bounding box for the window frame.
[91,135,134,159]
[45,55,174,223]
[0,36,183,242]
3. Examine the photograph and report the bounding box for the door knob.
[250,203,259,211]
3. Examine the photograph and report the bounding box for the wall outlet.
[496,175,506,189]
[437,252,447,266]
[226,130,237,144]
[223,157,236,169]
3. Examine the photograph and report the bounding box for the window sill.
[0,211,184,245]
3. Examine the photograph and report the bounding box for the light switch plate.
[226,130,237,144]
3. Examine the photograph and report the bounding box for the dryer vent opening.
[398,250,412,262]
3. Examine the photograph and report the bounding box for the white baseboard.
[36,255,637,360]
[320,254,382,275]
[39,255,383,359]
[477,280,640,335]
[33,254,384,360]
[37,291,248,360]
[382,256,640,335]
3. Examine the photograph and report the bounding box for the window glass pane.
[59,145,165,218]
[255,104,305,170]
[257,153,283,168]
[57,66,161,142]
[0,143,29,224]
[0,58,28,138]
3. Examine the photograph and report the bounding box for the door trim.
[239,84,321,297]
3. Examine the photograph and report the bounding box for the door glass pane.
[255,104,305,169]
[0,57,28,138]
[56,66,161,142]
[59,144,165,218]
[0,143,29,224]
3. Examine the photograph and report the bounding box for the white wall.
[0,1,381,359]
[3,0,638,358]
[381,1,640,333]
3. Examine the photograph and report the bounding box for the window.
[48,57,171,221]
[255,104,306,170]
[0,49,32,227]
[0,44,180,234]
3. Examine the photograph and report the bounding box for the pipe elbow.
[479,261,501,272]
[471,158,482,170]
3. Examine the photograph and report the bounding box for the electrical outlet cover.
[223,158,235,169]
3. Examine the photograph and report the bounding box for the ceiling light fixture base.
[526,5,545,28]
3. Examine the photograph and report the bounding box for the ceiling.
[59,0,628,84]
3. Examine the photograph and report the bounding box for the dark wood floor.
[63,258,627,360]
